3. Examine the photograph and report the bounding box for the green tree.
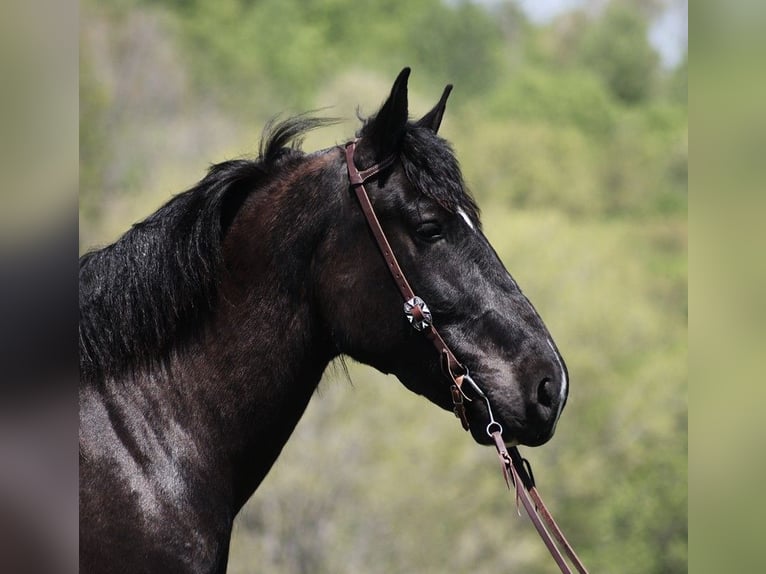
[406,0,503,97]
[580,2,660,104]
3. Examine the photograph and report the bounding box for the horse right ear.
[359,67,411,158]
[416,84,453,134]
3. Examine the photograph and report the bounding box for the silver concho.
[403,296,432,331]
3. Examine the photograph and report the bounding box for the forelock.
[400,125,480,221]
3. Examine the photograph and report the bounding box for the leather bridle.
[343,139,589,574]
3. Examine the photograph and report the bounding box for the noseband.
[343,139,589,574]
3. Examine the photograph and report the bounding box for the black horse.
[79,69,569,573]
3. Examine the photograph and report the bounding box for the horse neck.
[170,153,341,512]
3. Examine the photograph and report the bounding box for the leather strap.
[490,432,589,574]
[344,141,416,303]
[344,140,470,429]
[343,139,588,574]
[524,478,589,573]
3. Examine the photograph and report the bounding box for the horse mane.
[356,116,480,223]
[79,115,333,381]
[79,112,478,382]
[400,126,480,224]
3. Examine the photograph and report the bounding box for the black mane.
[400,125,480,223]
[79,114,478,382]
[356,114,480,222]
[79,116,331,381]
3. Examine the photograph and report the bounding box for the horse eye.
[416,221,443,241]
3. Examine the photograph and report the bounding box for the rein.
[343,139,589,574]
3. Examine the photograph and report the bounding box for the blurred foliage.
[579,3,660,104]
[80,0,687,572]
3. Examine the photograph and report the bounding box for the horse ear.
[360,67,411,156]
[416,84,452,133]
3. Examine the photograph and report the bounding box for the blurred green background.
[80,1,687,572]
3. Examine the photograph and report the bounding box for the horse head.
[316,69,568,447]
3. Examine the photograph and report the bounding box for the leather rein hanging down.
[343,139,588,574]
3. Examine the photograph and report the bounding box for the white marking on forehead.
[547,338,568,422]
[457,208,475,231]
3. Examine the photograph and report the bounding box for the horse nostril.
[536,377,555,408]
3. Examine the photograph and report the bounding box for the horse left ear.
[360,67,411,157]
[416,84,453,134]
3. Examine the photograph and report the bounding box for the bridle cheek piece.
[342,139,588,574]
[342,139,473,428]
[403,296,432,331]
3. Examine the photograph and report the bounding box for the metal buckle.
[403,296,432,331]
